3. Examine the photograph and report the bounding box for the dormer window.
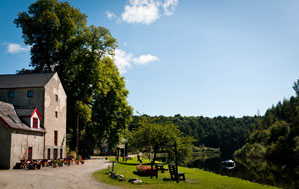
[33,118,38,128]
[9,91,14,98]
[27,90,33,97]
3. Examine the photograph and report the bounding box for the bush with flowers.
[136,164,157,176]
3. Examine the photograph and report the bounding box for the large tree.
[14,0,132,155]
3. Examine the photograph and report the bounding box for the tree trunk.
[153,146,158,163]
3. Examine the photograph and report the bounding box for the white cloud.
[162,0,178,16]
[121,0,178,25]
[113,49,159,74]
[3,43,30,54]
[114,49,133,74]
[133,54,159,65]
[106,11,117,19]
[121,0,160,25]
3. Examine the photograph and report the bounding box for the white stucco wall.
[10,131,44,168]
[44,73,67,159]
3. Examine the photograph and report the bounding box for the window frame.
[54,130,58,146]
[60,149,63,159]
[8,91,14,98]
[32,117,38,128]
[47,148,51,160]
[53,149,58,160]
[27,90,33,97]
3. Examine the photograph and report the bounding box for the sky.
[0,0,299,118]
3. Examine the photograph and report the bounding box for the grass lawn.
[93,156,277,189]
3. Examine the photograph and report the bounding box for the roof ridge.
[0,72,56,76]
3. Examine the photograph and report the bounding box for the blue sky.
[0,0,299,117]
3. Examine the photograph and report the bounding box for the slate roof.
[15,107,37,117]
[0,101,45,133]
[0,72,55,89]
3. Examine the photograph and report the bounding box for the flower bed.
[136,164,157,176]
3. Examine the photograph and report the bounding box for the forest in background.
[130,114,259,154]
[235,80,299,165]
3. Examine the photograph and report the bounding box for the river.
[181,152,298,189]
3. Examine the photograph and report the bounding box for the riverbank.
[93,157,276,189]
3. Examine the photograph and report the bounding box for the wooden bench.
[168,164,185,181]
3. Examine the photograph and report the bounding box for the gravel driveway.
[0,158,119,189]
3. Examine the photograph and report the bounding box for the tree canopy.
[129,117,196,164]
[14,0,133,155]
[234,80,299,165]
[130,114,258,154]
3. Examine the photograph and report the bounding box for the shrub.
[136,165,157,176]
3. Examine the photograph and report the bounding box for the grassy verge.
[93,156,277,189]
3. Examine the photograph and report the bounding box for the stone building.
[0,102,45,169]
[0,73,67,169]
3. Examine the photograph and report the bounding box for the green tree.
[129,117,196,164]
[92,57,133,149]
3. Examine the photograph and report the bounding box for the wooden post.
[175,141,179,183]
[76,114,79,156]
[112,161,114,172]
[151,160,153,178]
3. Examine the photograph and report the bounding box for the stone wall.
[10,130,44,169]
[0,123,11,169]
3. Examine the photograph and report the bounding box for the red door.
[28,147,32,160]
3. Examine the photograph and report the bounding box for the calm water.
[182,153,298,189]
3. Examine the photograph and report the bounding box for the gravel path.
[0,158,120,189]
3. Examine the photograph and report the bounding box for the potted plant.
[75,155,81,165]
[26,161,35,170]
[58,160,64,167]
[67,160,71,166]
[36,162,42,169]
[52,160,58,168]
[36,160,42,169]
[69,155,74,165]
[80,159,85,164]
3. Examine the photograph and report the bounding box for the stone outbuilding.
[0,101,45,169]
[0,72,67,169]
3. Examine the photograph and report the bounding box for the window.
[8,91,14,98]
[54,149,58,160]
[55,95,58,102]
[54,131,58,146]
[28,147,32,160]
[33,118,38,128]
[27,90,33,97]
[60,149,63,159]
[55,111,58,118]
[47,148,51,160]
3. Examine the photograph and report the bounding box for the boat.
[221,159,236,169]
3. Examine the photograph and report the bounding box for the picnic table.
[155,164,166,173]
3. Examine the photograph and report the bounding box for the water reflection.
[234,157,298,189]
[183,153,299,189]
